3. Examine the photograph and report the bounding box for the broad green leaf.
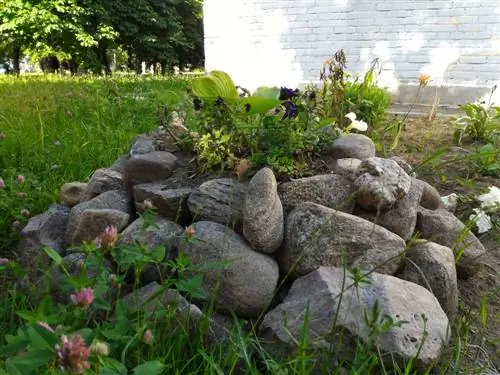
[26,324,59,350]
[5,349,55,373]
[253,86,280,100]
[43,247,62,265]
[242,97,281,115]
[102,358,128,375]
[190,71,238,99]
[132,361,165,375]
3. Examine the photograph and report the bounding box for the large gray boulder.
[65,190,132,246]
[124,151,178,185]
[355,178,423,240]
[327,134,376,160]
[260,267,450,371]
[119,216,183,284]
[82,168,125,201]
[178,221,279,318]
[281,202,406,277]
[243,168,284,254]
[416,208,487,279]
[278,174,354,215]
[187,179,247,231]
[133,182,193,223]
[354,157,412,212]
[69,209,129,246]
[398,240,458,318]
[19,204,71,276]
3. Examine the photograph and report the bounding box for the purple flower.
[279,87,300,101]
[282,101,299,120]
[17,175,25,184]
[0,178,5,188]
[0,258,9,265]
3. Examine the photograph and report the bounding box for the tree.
[0,0,98,74]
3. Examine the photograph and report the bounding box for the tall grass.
[0,74,187,254]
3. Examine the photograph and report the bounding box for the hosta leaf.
[190,71,238,100]
[242,97,281,115]
[253,86,281,100]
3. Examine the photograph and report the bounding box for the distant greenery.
[0,0,204,74]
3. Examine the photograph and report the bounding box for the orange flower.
[419,73,431,88]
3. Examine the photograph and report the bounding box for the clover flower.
[95,225,118,250]
[185,225,196,239]
[0,178,4,188]
[345,112,368,132]
[56,335,91,374]
[90,340,109,356]
[70,287,95,307]
[17,175,25,184]
[0,258,9,265]
[143,329,153,345]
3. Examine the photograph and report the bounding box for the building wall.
[204,0,500,108]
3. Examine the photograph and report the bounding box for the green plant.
[316,49,391,132]
[453,86,500,145]
[179,70,331,177]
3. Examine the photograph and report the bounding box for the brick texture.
[204,0,500,106]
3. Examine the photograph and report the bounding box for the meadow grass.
[0,74,187,254]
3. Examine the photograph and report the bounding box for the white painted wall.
[204,0,500,107]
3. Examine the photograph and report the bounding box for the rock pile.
[18,132,489,370]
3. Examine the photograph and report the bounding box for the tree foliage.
[0,0,204,74]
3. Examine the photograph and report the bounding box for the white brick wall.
[204,0,500,107]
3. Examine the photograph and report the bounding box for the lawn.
[0,74,499,374]
[0,74,187,254]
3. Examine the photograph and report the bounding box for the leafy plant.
[453,86,500,145]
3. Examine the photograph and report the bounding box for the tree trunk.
[12,45,21,75]
[160,61,167,76]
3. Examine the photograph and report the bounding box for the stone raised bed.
[18,129,490,371]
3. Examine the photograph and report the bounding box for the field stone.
[355,178,424,240]
[278,174,354,216]
[66,190,132,246]
[18,204,71,276]
[281,202,406,277]
[243,168,284,254]
[124,151,178,185]
[129,134,155,155]
[109,155,128,174]
[416,179,444,210]
[327,134,376,160]
[82,168,125,201]
[121,282,232,343]
[60,182,88,207]
[119,216,183,284]
[390,156,416,178]
[331,158,361,181]
[187,179,248,231]
[353,157,412,212]
[133,182,194,223]
[260,267,450,371]
[178,221,279,318]
[70,209,130,246]
[398,240,458,318]
[416,208,487,279]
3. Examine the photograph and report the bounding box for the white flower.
[477,186,500,210]
[345,112,368,132]
[441,193,458,212]
[469,208,492,234]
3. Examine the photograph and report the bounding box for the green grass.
[0,74,187,254]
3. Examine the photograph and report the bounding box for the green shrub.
[453,86,500,145]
